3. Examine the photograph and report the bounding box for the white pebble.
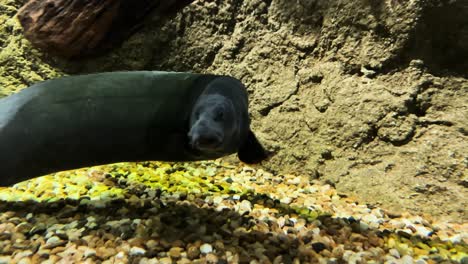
[401,255,414,264]
[84,248,96,258]
[115,251,126,259]
[17,259,32,264]
[280,197,292,204]
[237,200,252,215]
[362,214,382,228]
[147,189,157,198]
[139,258,160,264]
[348,252,363,264]
[448,233,464,244]
[415,225,433,237]
[45,236,62,246]
[359,221,369,232]
[200,243,213,254]
[371,208,384,218]
[311,227,320,235]
[86,221,98,229]
[92,200,107,208]
[389,248,400,258]
[139,257,150,264]
[277,217,285,228]
[287,177,301,185]
[26,213,33,220]
[213,196,223,205]
[66,221,79,229]
[216,204,229,211]
[389,219,406,229]
[342,250,354,261]
[14,250,33,259]
[130,246,146,256]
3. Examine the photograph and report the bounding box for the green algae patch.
[0,160,326,221]
[105,161,246,195]
[0,161,245,203]
[385,234,468,263]
[0,168,126,203]
[104,161,329,221]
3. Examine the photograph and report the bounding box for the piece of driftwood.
[17,0,193,58]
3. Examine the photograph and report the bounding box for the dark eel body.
[0,71,267,186]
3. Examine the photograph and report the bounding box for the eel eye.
[194,110,201,120]
[214,111,224,122]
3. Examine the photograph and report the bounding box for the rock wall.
[1,0,467,221]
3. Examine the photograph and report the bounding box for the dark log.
[17,0,193,58]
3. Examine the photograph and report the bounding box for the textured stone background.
[1,0,467,221]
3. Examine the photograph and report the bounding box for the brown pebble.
[384,210,402,218]
[169,247,183,259]
[349,233,367,242]
[177,258,192,264]
[172,240,185,248]
[104,239,115,248]
[37,249,51,258]
[251,230,268,242]
[187,246,200,260]
[56,245,78,259]
[368,234,384,247]
[22,243,38,255]
[12,232,27,241]
[298,244,318,259]
[31,254,42,263]
[117,242,131,253]
[159,257,172,264]
[407,225,417,233]
[81,235,94,247]
[192,240,203,247]
[238,252,250,263]
[145,239,159,249]
[206,253,218,263]
[102,232,115,241]
[96,246,117,259]
[125,237,141,247]
[72,238,85,247]
[320,249,332,258]
[332,245,345,258]
[49,246,66,254]
[94,238,105,247]
[15,222,33,234]
[413,247,429,256]
[46,255,61,263]
[213,240,225,251]
[160,239,172,250]
[273,256,282,264]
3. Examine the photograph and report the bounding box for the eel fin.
[237,130,269,164]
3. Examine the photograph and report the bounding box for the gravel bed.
[0,161,466,264]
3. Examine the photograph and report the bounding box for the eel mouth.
[191,139,223,152]
[186,134,225,157]
[188,129,224,151]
